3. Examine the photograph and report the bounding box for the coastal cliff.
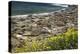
[10,5,78,52]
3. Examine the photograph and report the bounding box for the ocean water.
[10,1,67,16]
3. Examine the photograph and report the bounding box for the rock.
[40,27,51,34]
[16,34,27,40]
[23,31,31,36]
[51,26,67,35]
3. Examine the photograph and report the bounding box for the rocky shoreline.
[10,5,78,52]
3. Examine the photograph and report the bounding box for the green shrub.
[46,27,78,50]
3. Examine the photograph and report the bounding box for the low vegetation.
[14,27,78,53]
